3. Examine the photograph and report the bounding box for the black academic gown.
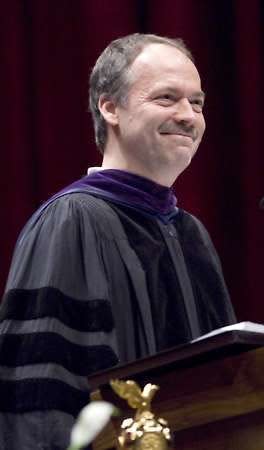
[0,191,236,450]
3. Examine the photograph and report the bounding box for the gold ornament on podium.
[110,379,171,450]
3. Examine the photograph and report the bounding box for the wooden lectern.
[89,330,264,450]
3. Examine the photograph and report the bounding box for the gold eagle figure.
[110,379,171,450]
[110,379,159,412]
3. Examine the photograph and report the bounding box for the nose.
[172,98,196,124]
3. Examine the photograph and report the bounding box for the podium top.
[88,325,264,390]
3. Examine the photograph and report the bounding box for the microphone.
[260,198,264,210]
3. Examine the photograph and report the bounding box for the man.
[0,34,236,449]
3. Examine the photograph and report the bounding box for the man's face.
[113,43,206,184]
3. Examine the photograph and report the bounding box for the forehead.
[128,43,202,93]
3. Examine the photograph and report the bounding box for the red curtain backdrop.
[1,1,263,322]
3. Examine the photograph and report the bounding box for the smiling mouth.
[160,132,194,141]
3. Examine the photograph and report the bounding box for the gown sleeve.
[181,211,237,330]
[0,193,119,450]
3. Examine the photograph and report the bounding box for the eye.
[154,94,175,106]
[190,98,204,112]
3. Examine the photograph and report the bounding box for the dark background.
[0,1,263,321]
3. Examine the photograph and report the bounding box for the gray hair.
[89,33,194,153]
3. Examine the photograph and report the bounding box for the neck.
[102,154,180,187]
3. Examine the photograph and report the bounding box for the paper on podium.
[192,321,264,342]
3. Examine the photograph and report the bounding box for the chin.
[158,154,191,175]
[171,146,194,161]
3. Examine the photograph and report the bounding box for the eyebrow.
[192,90,206,100]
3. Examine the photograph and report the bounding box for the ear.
[98,95,119,126]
